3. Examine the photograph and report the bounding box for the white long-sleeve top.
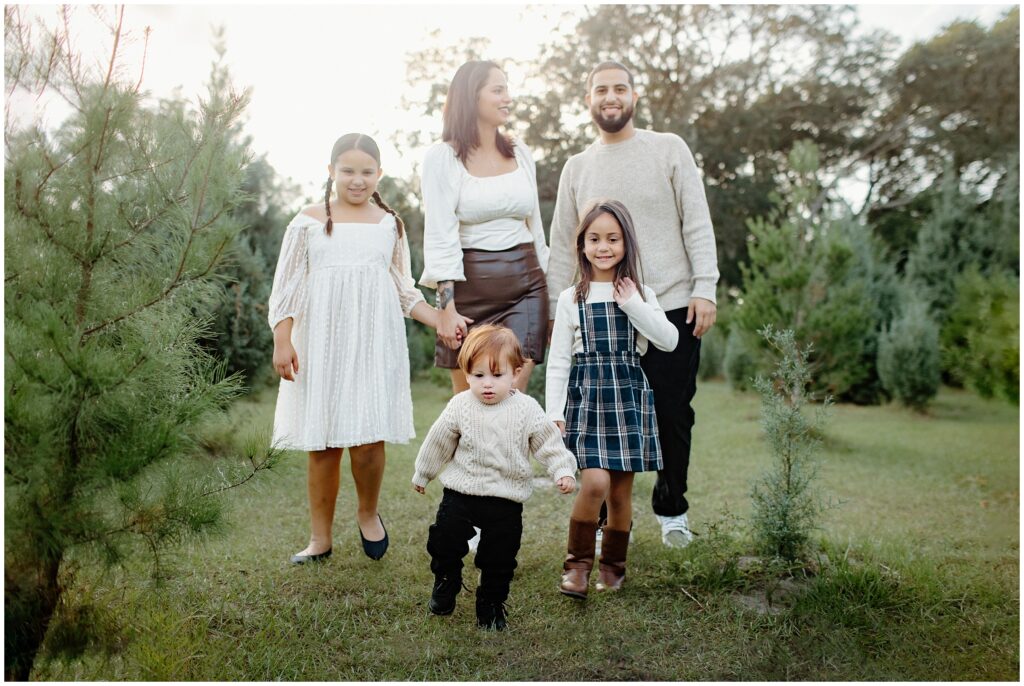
[412,390,577,503]
[545,282,679,422]
[418,138,550,289]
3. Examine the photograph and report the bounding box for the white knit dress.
[268,212,425,451]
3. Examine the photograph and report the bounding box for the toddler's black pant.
[426,488,523,603]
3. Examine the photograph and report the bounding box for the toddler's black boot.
[428,573,462,616]
[475,598,508,631]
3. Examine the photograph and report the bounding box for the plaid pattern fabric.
[564,300,663,472]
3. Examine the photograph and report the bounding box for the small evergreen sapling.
[750,326,832,562]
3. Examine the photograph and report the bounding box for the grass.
[34,380,1019,680]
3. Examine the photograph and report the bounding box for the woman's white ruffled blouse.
[268,212,424,451]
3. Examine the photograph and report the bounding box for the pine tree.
[905,160,1020,324]
[4,7,276,677]
[877,293,942,411]
[733,141,894,402]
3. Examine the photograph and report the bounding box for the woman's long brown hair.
[442,60,515,165]
[573,199,646,304]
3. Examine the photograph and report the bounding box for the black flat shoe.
[359,514,389,560]
[290,547,332,565]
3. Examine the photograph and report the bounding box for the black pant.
[426,489,524,603]
[640,308,701,517]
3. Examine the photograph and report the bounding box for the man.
[546,61,719,547]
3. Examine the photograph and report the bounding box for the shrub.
[206,157,297,390]
[724,328,760,391]
[941,267,1019,403]
[698,324,727,381]
[877,294,942,410]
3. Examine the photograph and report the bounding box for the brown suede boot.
[595,527,629,592]
[559,518,598,600]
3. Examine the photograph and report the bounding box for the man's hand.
[686,297,717,338]
[556,476,575,494]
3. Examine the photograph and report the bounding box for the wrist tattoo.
[436,281,454,309]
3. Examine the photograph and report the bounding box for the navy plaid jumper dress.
[563,298,663,472]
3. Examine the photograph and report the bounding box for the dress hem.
[272,434,414,452]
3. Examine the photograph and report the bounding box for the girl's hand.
[554,420,566,437]
[273,340,299,381]
[613,277,638,306]
[437,303,474,350]
[413,484,425,494]
[556,476,575,494]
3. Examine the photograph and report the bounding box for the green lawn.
[36,380,1019,680]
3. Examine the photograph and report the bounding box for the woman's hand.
[437,302,473,350]
[273,340,299,381]
[612,277,638,306]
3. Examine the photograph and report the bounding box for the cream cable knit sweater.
[412,390,577,503]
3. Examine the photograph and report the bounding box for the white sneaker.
[657,513,693,548]
[467,526,482,553]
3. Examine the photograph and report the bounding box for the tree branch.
[80,235,231,339]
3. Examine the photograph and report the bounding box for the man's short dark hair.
[586,61,635,91]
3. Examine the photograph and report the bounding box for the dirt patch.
[731,577,810,616]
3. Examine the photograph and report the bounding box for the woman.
[419,60,550,395]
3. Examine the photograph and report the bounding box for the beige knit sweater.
[546,129,720,314]
[412,390,577,503]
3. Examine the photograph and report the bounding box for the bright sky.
[9,3,1014,204]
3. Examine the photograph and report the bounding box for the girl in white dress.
[269,133,438,564]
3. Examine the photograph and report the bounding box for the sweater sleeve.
[544,289,576,422]
[546,158,579,314]
[670,135,719,304]
[412,399,461,488]
[388,217,427,317]
[419,143,465,289]
[619,286,679,352]
[527,401,577,484]
[516,140,550,273]
[267,218,310,331]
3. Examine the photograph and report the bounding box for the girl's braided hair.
[323,133,404,238]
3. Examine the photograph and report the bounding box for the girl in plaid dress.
[545,200,679,599]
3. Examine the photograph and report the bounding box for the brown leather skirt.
[435,242,549,369]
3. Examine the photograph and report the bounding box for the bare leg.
[514,360,536,393]
[606,472,636,531]
[449,369,470,395]
[570,468,611,523]
[299,448,343,555]
[349,441,386,541]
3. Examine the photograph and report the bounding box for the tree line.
[207,6,1019,410]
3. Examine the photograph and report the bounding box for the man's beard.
[590,101,634,134]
